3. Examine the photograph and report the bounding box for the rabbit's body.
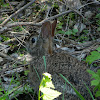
[26,20,92,100]
[29,53,91,100]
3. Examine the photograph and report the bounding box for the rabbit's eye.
[31,38,35,43]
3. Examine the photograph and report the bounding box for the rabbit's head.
[26,20,57,57]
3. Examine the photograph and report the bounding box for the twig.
[0,52,14,61]
[0,0,36,26]
[0,64,29,76]
[79,1,100,9]
[0,1,99,33]
[5,0,14,10]
[0,10,72,33]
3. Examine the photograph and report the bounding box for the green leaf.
[95,13,100,19]
[24,70,30,76]
[2,3,9,7]
[72,29,78,33]
[95,90,100,97]
[97,27,100,31]
[86,51,100,64]
[83,30,89,34]
[41,87,61,100]
[91,80,99,86]
[87,70,100,82]
[96,69,100,76]
[58,30,65,34]
[83,82,95,100]
[0,88,3,91]
[65,30,72,35]
[39,73,61,100]
[87,70,95,75]
[57,23,63,30]
[40,73,54,89]
[93,85,99,92]
[96,47,100,52]
[91,74,100,80]
[0,91,3,95]
[43,56,46,72]
[0,96,7,100]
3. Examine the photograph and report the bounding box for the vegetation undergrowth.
[86,46,100,64]
[0,68,33,100]
[0,0,100,100]
[87,69,100,98]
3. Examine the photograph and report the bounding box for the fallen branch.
[0,0,36,26]
[0,1,99,33]
[0,10,72,33]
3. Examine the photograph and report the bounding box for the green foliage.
[86,46,100,64]
[57,29,78,35]
[83,29,89,34]
[80,35,88,40]
[1,35,10,41]
[77,29,89,42]
[41,5,47,12]
[13,26,22,32]
[0,0,10,8]
[65,29,78,35]
[87,69,100,97]
[38,56,61,100]
[60,74,95,100]
[56,22,63,30]
[24,70,30,76]
[96,20,100,26]
[95,13,100,19]
[52,2,59,8]
[0,73,33,100]
[60,74,85,100]
[68,13,75,21]
[43,56,46,72]
[84,82,95,100]
[19,54,24,57]
[0,0,4,8]
[97,27,100,31]
[2,3,9,7]
[38,72,62,100]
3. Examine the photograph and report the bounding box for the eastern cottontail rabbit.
[26,20,92,100]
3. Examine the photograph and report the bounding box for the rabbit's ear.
[52,20,57,37]
[41,21,52,38]
[41,20,57,55]
[41,20,57,38]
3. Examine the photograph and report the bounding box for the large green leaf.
[96,46,100,52]
[95,90,100,97]
[96,69,100,76]
[86,51,100,64]
[91,80,99,86]
[65,30,72,35]
[41,87,61,100]
[39,73,62,100]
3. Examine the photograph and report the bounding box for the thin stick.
[1,0,36,26]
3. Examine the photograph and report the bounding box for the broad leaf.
[41,87,61,100]
[95,90,100,97]
[86,51,100,64]
[91,80,99,86]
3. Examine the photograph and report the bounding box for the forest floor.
[0,0,100,100]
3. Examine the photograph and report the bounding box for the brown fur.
[26,20,93,100]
